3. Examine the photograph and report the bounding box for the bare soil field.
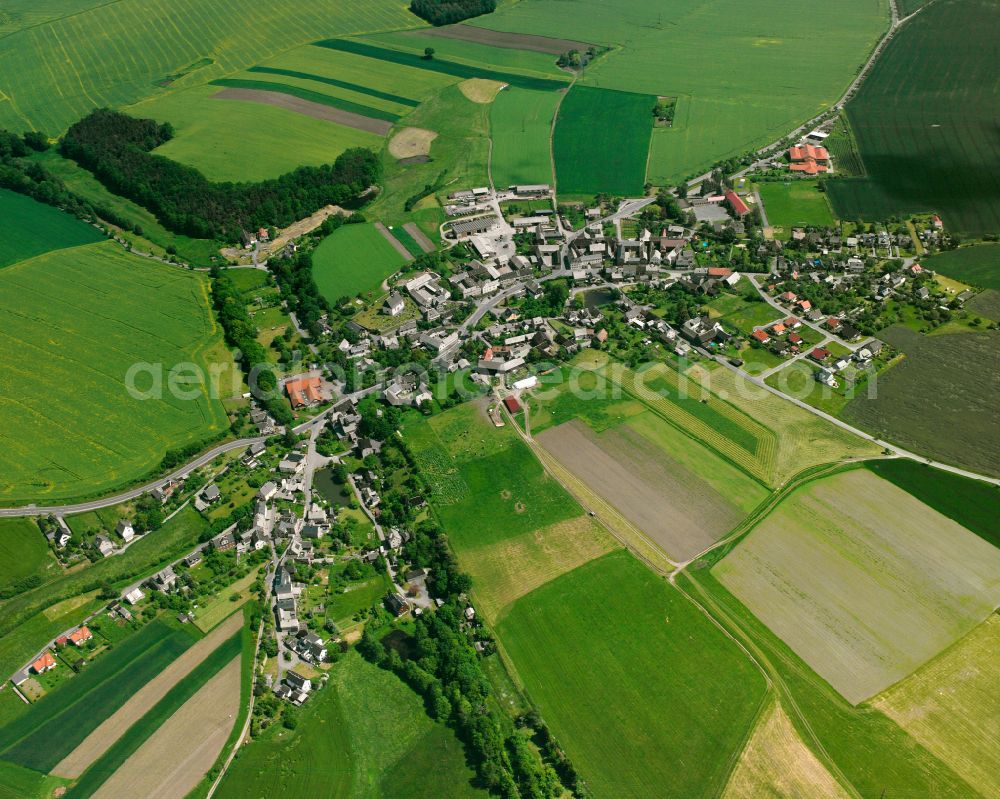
[873,614,1000,799]
[714,469,1000,704]
[459,78,506,103]
[537,419,744,561]
[388,126,438,159]
[212,88,392,134]
[460,515,617,622]
[54,612,243,778]
[418,23,594,54]
[723,701,850,799]
[403,222,435,252]
[92,656,240,799]
[373,221,412,260]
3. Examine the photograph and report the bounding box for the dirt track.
[53,612,244,778]
[419,23,593,54]
[403,222,435,253]
[92,657,241,799]
[212,88,392,135]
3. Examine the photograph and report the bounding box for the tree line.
[410,0,497,26]
[61,109,381,242]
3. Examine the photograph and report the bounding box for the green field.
[64,630,242,799]
[0,241,234,505]
[498,550,766,799]
[922,245,1000,291]
[704,290,782,335]
[758,180,836,230]
[0,190,103,269]
[316,38,567,91]
[826,0,1000,235]
[0,519,57,597]
[312,223,409,303]
[0,760,65,799]
[842,325,1000,477]
[405,402,581,551]
[490,87,559,187]
[0,505,208,678]
[248,66,420,108]
[127,84,385,183]
[0,620,194,772]
[553,85,654,195]
[864,459,1000,548]
[714,468,1000,704]
[32,150,223,266]
[0,0,417,135]
[215,651,485,799]
[471,0,887,183]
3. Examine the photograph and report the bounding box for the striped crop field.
[0,0,417,135]
[209,79,401,122]
[615,362,778,484]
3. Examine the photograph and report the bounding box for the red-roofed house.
[725,190,750,217]
[910,263,923,274]
[31,652,56,674]
[797,299,812,311]
[825,317,843,332]
[770,322,786,335]
[778,291,797,303]
[503,396,522,414]
[69,626,93,646]
[55,635,69,647]
[788,144,830,174]
[751,329,771,344]
[285,376,323,409]
[810,347,831,362]
[789,332,803,345]
[784,316,801,328]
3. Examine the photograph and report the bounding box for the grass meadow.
[31,151,223,266]
[757,180,836,231]
[311,222,409,303]
[922,245,1000,291]
[0,519,57,596]
[471,0,887,183]
[0,620,195,772]
[553,86,654,196]
[714,469,1000,704]
[0,0,417,135]
[0,242,234,505]
[128,84,385,183]
[498,550,766,799]
[826,0,1000,235]
[214,651,485,799]
[872,614,1000,799]
[842,325,1000,477]
[489,87,560,187]
[0,190,103,268]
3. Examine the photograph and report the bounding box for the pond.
[583,287,617,310]
[313,467,353,506]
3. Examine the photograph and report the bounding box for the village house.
[284,375,323,410]
[116,519,135,543]
[94,535,114,558]
[68,626,93,646]
[31,651,57,675]
[383,292,405,317]
[124,587,145,605]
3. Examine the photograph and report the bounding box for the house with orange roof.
[770,322,786,335]
[69,626,93,646]
[724,190,750,217]
[797,299,812,311]
[778,291,797,303]
[751,329,771,344]
[285,376,323,410]
[788,144,830,175]
[31,651,56,674]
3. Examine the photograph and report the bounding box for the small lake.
[313,467,352,506]
[583,288,617,310]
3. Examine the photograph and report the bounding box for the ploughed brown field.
[91,656,241,799]
[415,23,595,55]
[53,612,244,778]
[536,419,745,561]
[211,88,393,134]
